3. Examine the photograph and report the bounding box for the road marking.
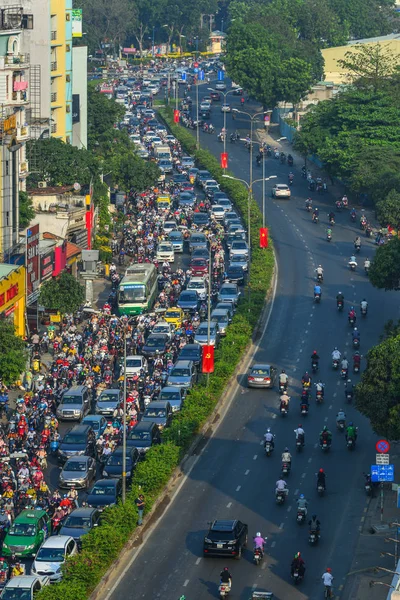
[259,440,264,445]
[299,349,303,353]
[271,541,276,548]
[236,485,241,492]
[329,404,333,410]
[227,502,232,508]
[287,506,292,513]
[279,522,284,529]
[301,472,306,478]
[261,562,267,570]
[333,393,337,397]
[272,414,277,419]
[314,443,318,448]
[252,584,258,590]
[307,322,311,326]
[183,580,189,587]
[195,558,201,565]
[324,416,328,422]
[294,489,299,495]
[253,454,258,460]
[337,381,340,386]
[308,457,312,463]
[245,469,250,475]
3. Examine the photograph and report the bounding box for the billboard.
[72,9,82,38]
[26,224,40,306]
[41,249,55,281]
[72,94,80,123]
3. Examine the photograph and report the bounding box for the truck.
[155,145,172,161]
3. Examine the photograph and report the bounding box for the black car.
[178,343,202,369]
[59,507,101,545]
[192,213,210,227]
[127,421,161,455]
[203,519,248,559]
[57,424,96,463]
[142,333,169,358]
[173,174,188,184]
[225,265,245,285]
[102,446,140,481]
[87,479,123,510]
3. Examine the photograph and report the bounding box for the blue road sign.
[198,70,204,81]
[371,464,394,482]
[181,72,187,81]
[218,70,225,81]
[193,68,199,74]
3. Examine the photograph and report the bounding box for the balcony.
[51,123,57,134]
[50,61,57,71]
[4,53,30,69]
[51,30,57,40]
[11,90,29,105]
[51,92,57,103]
[19,162,29,179]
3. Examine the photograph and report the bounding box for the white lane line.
[252,584,258,590]
[314,443,318,448]
[227,502,232,508]
[272,414,277,419]
[301,473,306,479]
[183,580,189,587]
[261,562,267,570]
[245,469,250,475]
[271,541,276,548]
[328,404,333,410]
[294,489,299,495]
[296,358,300,362]
[305,330,308,335]
[195,558,201,565]
[308,457,312,463]
[259,440,264,445]
[307,322,311,326]
[253,454,258,460]
[287,506,292,513]
[236,485,241,492]
[279,522,284,529]
[333,393,337,397]
[324,416,328,422]
[337,381,340,386]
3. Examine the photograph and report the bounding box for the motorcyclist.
[354,236,361,250]
[315,380,325,398]
[360,298,368,314]
[320,426,332,447]
[341,357,349,372]
[348,307,356,324]
[11,561,24,577]
[282,447,292,465]
[297,494,308,514]
[294,425,305,444]
[352,327,360,342]
[317,468,326,490]
[279,369,288,388]
[305,198,312,210]
[345,379,354,400]
[264,428,274,449]
[336,409,346,425]
[328,211,335,224]
[312,207,319,222]
[253,532,265,557]
[220,567,232,586]
[302,372,311,386]
[280,392,290,411]
[315,265,324,280]
[309,514,321,533]
[364,258,371,272]
[353,351,361,370]
[326,227,333,239]
[311,350,320,364]
[349,255,357,269]
[322,568,334,593]
[332,347,341,361]
[346,422,358,442]
[291,552,305,577]
[275,478,288,496]
[336,291,344,307]
[314,284,322,299]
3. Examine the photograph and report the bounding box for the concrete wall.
[72,45,87,148]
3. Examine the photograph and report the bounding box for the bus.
[117,264,158,316]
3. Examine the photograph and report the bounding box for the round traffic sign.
[193,62,199,68]
[376,439,390,454]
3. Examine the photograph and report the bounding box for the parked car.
[31,535,78,582]
[167,360,197,391]
[59,507,101,544]
[87,479,123,510]
[141,400,173,430]
[58,455,96,490]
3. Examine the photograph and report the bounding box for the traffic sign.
[198,70,204,81]
[218,70,225,81]
[376,453,390,465]
[181,72,187,81]
[376,439,390,454]
[371,464,394,482]
[193,62,199,68]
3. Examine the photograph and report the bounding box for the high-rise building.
[0,5,30,258]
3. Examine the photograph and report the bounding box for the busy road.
[100,79,400,600]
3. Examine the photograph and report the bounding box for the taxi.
[164,307,184,329]
[3,510,51,558]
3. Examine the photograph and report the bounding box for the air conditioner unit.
[38,181,47,188]
[66,13,70,20]
[66,74,71,82]
[66,136,71,143]
[66,105,70,112]
[66,44,70,52]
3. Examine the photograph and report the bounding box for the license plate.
[217,544,223,549]
[255,378,263,382]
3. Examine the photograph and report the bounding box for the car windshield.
[188,281,204,289]
[209,530,235,541]
[145,408,166,418]
[36,548,65,562]
[169,232,182,240]
[98,393,118,403]
[63,433,86,444]
[220,287,235,296]
[170,368,190,377]
[91,485,115,496]
[126,358,142,368]
[232,242,246,249]
[62,395,82,405]
[83,420,100,430]
[181,293,197,301]
[180,348,198,358]
[106,455,131,467]
[119,285,146,303]
[63,515,91,529]
[251,368,270,376]
[1,589,32,600]
[9,523,36,536]
[64,461,87,472]
[233,256,247,263]
[145,337,165,348]
[212,315,227,323]
[166,310,180,318]
[192,260,206,267]
[153,325,169,333]
[160,392,180,401]
[159,244,171,251]
[191,236,205,243]
[198,325,212,335]
[129,431,150,441]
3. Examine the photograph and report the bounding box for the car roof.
[64,455,91,464]
[14,509,47,523]
[83,415,105,423]
[66,423,92,434]
[251,364,271,370]
[211,519,237,530]
[276,184,289,188]
[93,478,117,487]
[145,400,170,408]
[180,343,201,352]
[3,575,42,588]
[67,507,97,517]
[161,386,182,392]
[131,421,156,432]
[40,535,74,548]
[99,388,120,396]
[221,282,237,288]
[171,360,193,368]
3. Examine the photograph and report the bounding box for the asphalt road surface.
[100,85,399,600]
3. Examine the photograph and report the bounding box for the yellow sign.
[3,115,16,133]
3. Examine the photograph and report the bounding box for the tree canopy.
[0,321,27,386]
[39,272,85,315]
[368,238,400,291]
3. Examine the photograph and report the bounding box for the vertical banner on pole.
[202,345,215,373]
[220,152,228,169]
[260,227,268,248]
[173,109,180,123]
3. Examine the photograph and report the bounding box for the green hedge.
[37,104,274,600]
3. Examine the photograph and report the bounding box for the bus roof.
[120,264,156,285]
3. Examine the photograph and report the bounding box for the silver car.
[218,282,241,305]
[230,240,249,258]
[211,309,230,336]
[95,389,122,416]
[167,360,197,391]
[194,321,220,347]
[58,455,96,490]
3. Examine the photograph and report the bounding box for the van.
[127,421,161,454]
[57,423,96,462]
[56,385,91,421]
[157,195,171,211]
[3,510,51,558]
[159,386,185,412]
[141,400,172,430]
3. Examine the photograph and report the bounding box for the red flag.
[202,345,215,374]
[173,109,180,123]
[220,152,228,169]
[260,227,268,248]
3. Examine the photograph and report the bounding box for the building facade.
[50,0,72,142]
[72,45,87,148]
[0,263,26,336]
[0,6,30,259]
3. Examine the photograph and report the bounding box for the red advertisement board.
[26,224,40,305]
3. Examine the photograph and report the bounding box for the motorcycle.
[353,361,360,374]
[337,300,343,312]
[309,529,319,545]
[316,390,323,404]
[327,232,332,242]
[349,261,357,271]
[311,361,318,373]
[317,483,325,496]
[364,474,372,496]
[349,317,356,327]
[276,490,286,505]
[296,439,304,453]
[279,381,288,394]
[50,439,59,455]
[341,368,348,379]
[347,437,356,451]
[355,244,361,253]
[353,337,360,349]
[300,403,309,416]
[351,212,356,222]
[219,582,231,598]
[282,462,291,477]
[280,405,288,417]
[253,548,263,566]
[320,440,330,452]
[317,273,323,283]
[265,442,273,457]
[296,508,307,524]
[312,215,319,224]
[292,569,303,585]
[332,359,339,370]
[305,203,312,212]
[364,261,370,274]
[337,420,345,432]
[361,306,367,317]
[314,293,321,304]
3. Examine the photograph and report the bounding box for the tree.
[338,45,400,91]
[39,272,85,315]
[110,152,160,192]
[275,57,314,106]
[0,321,27,386]
[368,238,400,291]
[87,83,125,151]
[19,191,35,229]
[78,0,134,56]
[376,190,400,229]
[329,0,399,40]
[349,149,400,205]
[355,334,400,439]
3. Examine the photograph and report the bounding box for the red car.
[181,182,194,192]
[190,258,208,276]
[210,91,221,101]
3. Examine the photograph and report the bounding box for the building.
[0,5,31,260]
[0,263,26,336]
[321,34,400,85]
[208,30,226,54]
[49,0,72,142]
[72,45,87,148]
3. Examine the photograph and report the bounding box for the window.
[66,12,70,20]
[66,44,71,52]
[22,14,34,29]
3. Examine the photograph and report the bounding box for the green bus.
[117,263,158,315]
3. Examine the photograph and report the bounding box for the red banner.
[220,152,228,169]
[202,345,215,374]
[260,227,268,248]
[173,109,180,123]
[26,223,40,305]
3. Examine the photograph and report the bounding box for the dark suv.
[203,519,248,559]
[58,424,96,463]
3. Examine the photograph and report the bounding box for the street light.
[251,140,277,227]
[152,26,155,58]
[122,327,128,504]
[208,87,237,156]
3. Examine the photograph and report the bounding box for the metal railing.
[5,53,29,66]
[50,61,57,71]
[51,30,57,41]
[51,92,57,103]
[51,123,57,133]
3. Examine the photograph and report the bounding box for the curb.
[89,264,277,600]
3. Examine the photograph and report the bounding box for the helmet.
[295,552,301,558]
[313,350,317,355]
[318,265,321,268]
[300,494,304,499]
[327,568,332,573]
[349,422,353,426]
[224,567,229,571]
[354,327,358,331]
[298,424,302,428]
[338,292,342,295]
[323,426,327,431]
[347,379,352,384]
[281,369,285,373]
[319,468,324,473]
[284,447,289,452]
[312,514,317,520]
[334,347,338,351]
[339,408,343,412]
[256,532,261,537]
[350,306,354,310]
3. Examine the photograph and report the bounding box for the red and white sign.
[220,152,228,169]
[26,224,40,306]
[376,440,390,454]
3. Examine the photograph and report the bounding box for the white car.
[211,205,225,221]
[215,82,227,90]
[151,137,163,146]
[272,184,291,198]
[130,134,141,145]
[187,277,208,300]
[165,135,177,144]
[31,536,78,582]
[152,321,174,339]
[163,220,177,234]
[157,242,175,262]
[124,354,148,377]
[221,104,231,112]
[1,575,50,599]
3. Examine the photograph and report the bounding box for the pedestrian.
[135,493,145,525]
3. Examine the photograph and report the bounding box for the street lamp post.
[152,27,155,58]
[207,241,212,386]
[208,87,236,156]
[122,328,127,504]
[196,79,200,149]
